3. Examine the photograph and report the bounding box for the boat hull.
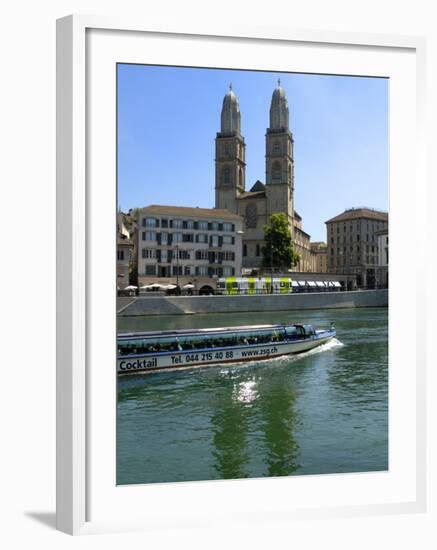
[117,330,335,375]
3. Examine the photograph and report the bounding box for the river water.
[117,307,388,485]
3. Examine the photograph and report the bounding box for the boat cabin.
[117,324,316,357]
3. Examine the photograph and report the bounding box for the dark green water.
[117,307,388,485]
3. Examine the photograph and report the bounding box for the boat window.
[303,325,315,336]
[117,327,287,355]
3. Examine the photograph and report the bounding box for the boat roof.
[117,324,302,340]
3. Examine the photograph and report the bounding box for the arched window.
[272,161,281,184]
[238,166,243,187]
[221,166,232,185]
[245,204,257,229]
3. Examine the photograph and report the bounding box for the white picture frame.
[56,14,427,535]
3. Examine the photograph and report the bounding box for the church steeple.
[269,79,290,131]
[265,81,294,224]
[220,83,241,135]
[215,86,246,210]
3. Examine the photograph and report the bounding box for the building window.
[256,244,260,256]
[273,141,281,155]
[144,217,157,227]
[211,235,219,247]
[197,233,208,244]
[238,167,243,186]
[197,265,208,276]
[161,232,168,245]
[223,222,232,232]
[223,266,233,276]
[243,244,247,257]
[143,231,156,241]
[173,219,183,229]
[272,161,281,183]
[160,250,168,263]
[198,220,208,230]
[246,204,257,229]
[222,235,233,245]
[184,266,191,276]
[177,250,190,260]
[161,219,168,228]
[145,265,156,275]
[142,249,155,259]
[221,166,232,185]
[173,232,182,243]
[117,250,124,261]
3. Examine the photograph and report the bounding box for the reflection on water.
[117,308,388,485]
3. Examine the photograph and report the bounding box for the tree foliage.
[262,213,300,271]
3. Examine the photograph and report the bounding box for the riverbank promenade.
[117,289,388,316]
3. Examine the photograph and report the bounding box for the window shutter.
[168,250,173,262]
[168,233,173,245]
[156,233,161,244]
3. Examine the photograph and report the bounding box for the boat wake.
[218,337,344,374]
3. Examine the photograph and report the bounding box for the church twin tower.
[215,81,295,268]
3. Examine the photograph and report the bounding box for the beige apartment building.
[293,212,316,272]
[117,212,134,289]
[137,205,243,293]
[376,228,389,288]
[325,207,388,288]
[310,241,328,273]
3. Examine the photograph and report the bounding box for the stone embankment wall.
[117,289,388,316]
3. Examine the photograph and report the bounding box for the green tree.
[262,213,299,271]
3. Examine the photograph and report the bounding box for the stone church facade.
[214,82,315,272]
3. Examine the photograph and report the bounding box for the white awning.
[307,281,317,287]
[291,281,299,287]
[316,281,325,287]
[297,281,307,286]
[332,281,341,287]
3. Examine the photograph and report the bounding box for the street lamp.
[175,242,179,289]
[236,229,245,277]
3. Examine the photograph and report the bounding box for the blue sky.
[117,64,388,242]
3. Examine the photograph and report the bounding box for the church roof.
[140,204,243,221]
[250,180,266,192]
[238,191,266,200]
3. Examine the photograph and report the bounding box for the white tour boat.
[117,323,336,375]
